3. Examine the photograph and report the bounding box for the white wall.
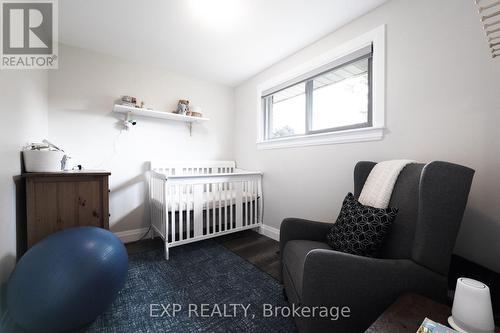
[0,71,48,283]
[48,44,235,234]
[234,0,500,272]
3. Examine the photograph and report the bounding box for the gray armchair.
[280,161,474,332]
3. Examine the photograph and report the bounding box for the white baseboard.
[114,227,150,243]
[258,224,280,241]
[115,225,279,243]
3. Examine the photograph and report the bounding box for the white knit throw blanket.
[358,159,416,209]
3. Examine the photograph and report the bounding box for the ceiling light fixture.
[187,0,245,29]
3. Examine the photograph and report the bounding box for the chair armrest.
[299,249,447,332]
[279,218,332,258]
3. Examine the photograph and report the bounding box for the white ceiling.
[60,0,386,87]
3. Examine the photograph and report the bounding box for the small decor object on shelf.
[121,95,137,107]
[175,99,190,115]
[448,278,495,333]
[417,318,458,333]
[189,111,202,117]
[189,105,203,117]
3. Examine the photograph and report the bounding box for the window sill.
[256,126,384,150]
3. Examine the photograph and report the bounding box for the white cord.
[93,129,123,169]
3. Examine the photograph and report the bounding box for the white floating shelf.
[113,104,209,123]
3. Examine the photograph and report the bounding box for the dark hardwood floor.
[215,230,281,279]
[125,230,281,280]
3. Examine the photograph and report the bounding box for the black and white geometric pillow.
[326,193,398,257]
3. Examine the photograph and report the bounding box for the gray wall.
[0,71,48,284]
[234,0,500,272]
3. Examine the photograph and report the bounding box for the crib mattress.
[151,190,257,211]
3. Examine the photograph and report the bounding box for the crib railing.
[150,170,263,259]
[151,160,236,176]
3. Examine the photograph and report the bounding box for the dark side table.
[366,293,500,332]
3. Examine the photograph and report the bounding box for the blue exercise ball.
[7,227,128,332]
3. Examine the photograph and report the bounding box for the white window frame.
[256,25,386,150]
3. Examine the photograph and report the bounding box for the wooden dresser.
[23,171,111,248]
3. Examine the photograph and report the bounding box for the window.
[262,46,372,140]
[257,25,385,149]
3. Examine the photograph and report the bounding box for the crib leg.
[164,242,170,260]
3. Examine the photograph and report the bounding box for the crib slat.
[218,183,222,232]
[258,177,262,224]
[213,182,220,233]
[163,179,166,231]
[151,176,155,231]
[186,184,191,239]
[154,178,158,229]
[193,184,203,237]
[247,180,251,225]
[221,182,225,231]
[223,182,228,231]
[249,181,253,225]
[251,181,254,225]
[252,180,256,225]
[251,181,255,225]
[249,182,252,225]
[167,186,175,243]
[158,178,162,232]
[163,180,167,239]
[170,182,174,237]
[158,178,161,232]
[249,181,254,225]
[167,182,170,242]
[210,184,215,234]
[157,178,161,229]
[172,184,177,241]
[154,177,157,228]
[229,182,233,229]
[245,182,249,226]
[162,179,165,231]
[253,181,259,224]
[235,182,243,228]
[213,184,217,233]
[248,182,252,225]
[178,184,182,241]
[241,182,244,227]
[178,184,183,241]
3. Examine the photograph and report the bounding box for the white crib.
[149,161,263,259]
